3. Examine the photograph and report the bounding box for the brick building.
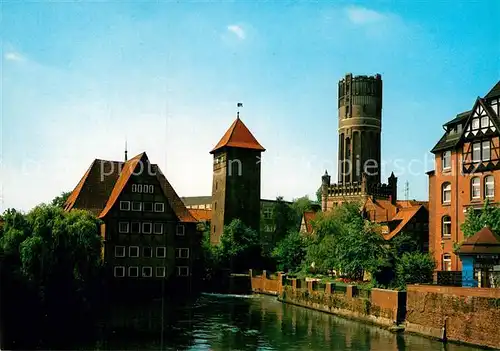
[428,80,500,272]
[209,114,265,244]
[64,152,200,287]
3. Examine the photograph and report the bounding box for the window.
[176,248,189,259]
[129,246,139,257]
[132,202,142,211]
[177,266,189,277]
[471,177,480,199]
[263,207,273,219]
[144,185,149,193]
[143,247,153,257]
[128,266,139,277]
[472,118,480,130]
[131,222,141,234]
[142,222,152,234]
[442,151,451,170]
[131,184,137,192]
[156,247,166,258]
[442,216,451,238]
[155,203,165,212]
[156,267,166,277]
[153,223,163,234]
[114,266,125,277]
[143,202,153,212]
[120,201,130,211]
[473,142,481,162]
[485,175,495,198]
[142,266,152,278]
[442,254,452,271]
[482,141,490,161]
[457,124,463,133]
[176,225,185,236]
[481,116,489,129]
[137,184,143,193]
[114,246,125,257]
[149,185,154,193]
[119,222,129,233]
[442,182,451,203]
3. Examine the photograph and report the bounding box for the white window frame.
[176,266,189,277]
[131,221,141,234]
[142,222,152,234]
[482,140,490,161]
[118,222,130,233]
[131,184,137,192]
[472,142,481,162]
[129,246,139,258]
[156,266,166,277]
[485,175,495,198]
[442,254,452,272]
[153,223,163,235]
[481,116,489,129]
[156,247,166,258]
[176,224,185,236]
[442,183,451,204]
[114,245,126,257]
[154,203,165,212]
[114,266,125,277]
[471,177,480,199]
[137,184,143,193]
[132,201,142,212]
[120,201,130,211]
[176,248,190,259]
[128,266,139,277]
[149,185,154,193]
[143,184,149,193]
[442,151,451,170]
[472,118,480,130]
[142,266,153,278]
[143,246,153,257]
[442,216,451,238]
[263,207,273,219]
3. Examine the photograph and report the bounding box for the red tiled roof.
[210,117,265,154]
[457,226,500,255]
[383,206,422,240]
[302,211,317,234]
[188,208,212,222]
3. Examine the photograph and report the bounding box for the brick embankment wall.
[249,270,281,296]
[406,285,500,349]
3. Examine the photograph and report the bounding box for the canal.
[85,293,483,350]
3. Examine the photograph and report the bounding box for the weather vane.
[237,102,243,118]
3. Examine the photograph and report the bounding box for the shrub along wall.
[406,285,500,349]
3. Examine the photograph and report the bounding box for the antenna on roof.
[404,180,409,201]
[124,140,128,162]
[237,102,243,119]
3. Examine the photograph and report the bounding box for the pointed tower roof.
[210,117,265,154]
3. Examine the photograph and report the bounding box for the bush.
[396,252,435,288]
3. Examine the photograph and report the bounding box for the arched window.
[442,151,451,170]
[485,175,494,198]
[471,177,480,199]
[442,182,451,203]
[442,216,451,238]
[442,254,452,271]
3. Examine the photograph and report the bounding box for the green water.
[88,293,483,350]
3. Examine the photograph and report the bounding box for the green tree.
[461,200,500,239]
[396,252,435,288]
[272,231,309,272]
[316,187,322,203]
[50,191,72,208]
[272,196,296,244]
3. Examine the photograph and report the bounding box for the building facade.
[322,73,397,212]
[209,115,265,244]
[64,152,200,289]
[429,81,500,272]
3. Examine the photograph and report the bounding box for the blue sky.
[1,0,499,211]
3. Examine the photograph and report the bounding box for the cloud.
[4,51,26,62]
[227,24,245,40]
[345,6,386,25]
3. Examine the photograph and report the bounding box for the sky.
[1,0,499,212]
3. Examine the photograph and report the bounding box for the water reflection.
[85,294,482,351]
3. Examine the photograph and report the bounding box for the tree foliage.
[50,191,72,208]
[396,252,435,288]
[272,196,297,243]
[272,231,309,272]
[461,200,500,239]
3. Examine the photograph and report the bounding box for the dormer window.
[442,151,451,171]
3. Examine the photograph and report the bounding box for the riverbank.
[250,270,500,350]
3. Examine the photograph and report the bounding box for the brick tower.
[210,114,265,244]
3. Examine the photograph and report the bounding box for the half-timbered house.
[429,80,500,272]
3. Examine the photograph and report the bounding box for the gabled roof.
[457,226,500,255]
[188,209,212,222]
[383,205,422,240]
[65,152,196,223]
[431,111,470,153]
[462,97,500,138]
[210,117,265,154]
[485,80,500,100]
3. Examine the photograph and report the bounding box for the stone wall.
[249,270,283,296]
[406,285,500,349]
